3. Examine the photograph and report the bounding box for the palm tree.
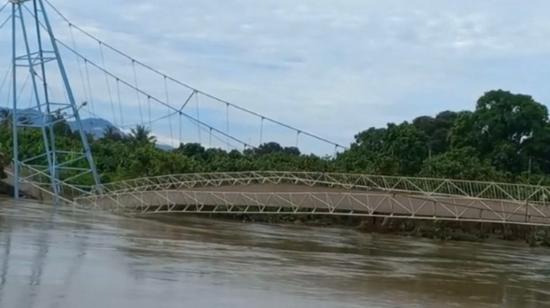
[129,125,156,145]
[103,126,124,141]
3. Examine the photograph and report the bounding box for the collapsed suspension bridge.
[1,0,550,227]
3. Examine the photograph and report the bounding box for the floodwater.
[0,198,549,308]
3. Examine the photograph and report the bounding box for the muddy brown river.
[0,198,549,307]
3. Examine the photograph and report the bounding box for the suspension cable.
[115,78,124,125]
[69,24,89,113]
[79,97,177,132]
[147,95,153,129]
[42,0,346,150]
[180,90,196,111]
[259,117,264,145]
[178,113,182,145]
[163,76,170,104]
[164,76,175,147]
[168,112,174,147]
[99,42,117,126]
[131,60,144,124]
[0,2,8,16]
[83,59,95,115]
[225,103,230,150]
[195,93,201,143]
[119,110,178,129]
[0,14,10,30]
[198,123,235,149]
[29,2,343,152]
[53,39,253,148]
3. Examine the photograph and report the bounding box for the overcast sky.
[3,0,550,149]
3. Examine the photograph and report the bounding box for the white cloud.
[3,0,550,153]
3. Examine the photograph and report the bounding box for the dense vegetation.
[337,90,550,184]
[1,90,550,185]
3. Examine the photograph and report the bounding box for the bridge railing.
[6,163,94,201]
[82,171,550,205]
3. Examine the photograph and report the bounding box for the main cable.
[56,38,253,149]
[42,0,346,150]
[0,2,9,15]
[23,3,252,149]
[0,14,10,30]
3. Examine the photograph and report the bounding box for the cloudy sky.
[2,0,550,151]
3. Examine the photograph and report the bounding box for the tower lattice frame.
[10,0,101,199]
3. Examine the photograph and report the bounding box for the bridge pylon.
[9,0,101,199]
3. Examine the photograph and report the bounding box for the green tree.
[103,126,124,141]
[338,123,428,175]
[420,147,499,181]
[451,90,550,176]
[129,125,156,145]
[0,150,7,179]
[2,88,550,187]
[413,111,457,157]
[176,143,206,159]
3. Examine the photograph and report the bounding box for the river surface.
[0,198,549,308]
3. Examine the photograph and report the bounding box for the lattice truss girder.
[3,2,550,227]
[95,172,550,203]
[69,172,550,227]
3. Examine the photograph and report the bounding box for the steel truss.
[3,2,548,227]
[9,0,101,200]
[67,172,550,226]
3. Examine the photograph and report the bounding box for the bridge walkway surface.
[60,172,550,227]
[5,169,550,226]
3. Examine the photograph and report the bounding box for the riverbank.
[199,213,550,248]
[358,217,550,247]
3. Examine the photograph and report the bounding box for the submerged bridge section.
[64,172,550,227]
[2,2,550,228]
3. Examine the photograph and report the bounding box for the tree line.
[1,89,550,185]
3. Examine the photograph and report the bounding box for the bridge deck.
[7,169,550,226]
[71,173,550,226]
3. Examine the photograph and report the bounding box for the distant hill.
[156,144,174,151]
[0,108,122,139]
[0,107,42,124]
[68,118,122,139]
[1,108,178,149]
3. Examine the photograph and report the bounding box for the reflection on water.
[0,198,549,308]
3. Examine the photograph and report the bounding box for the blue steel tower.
[10,0,101,199]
